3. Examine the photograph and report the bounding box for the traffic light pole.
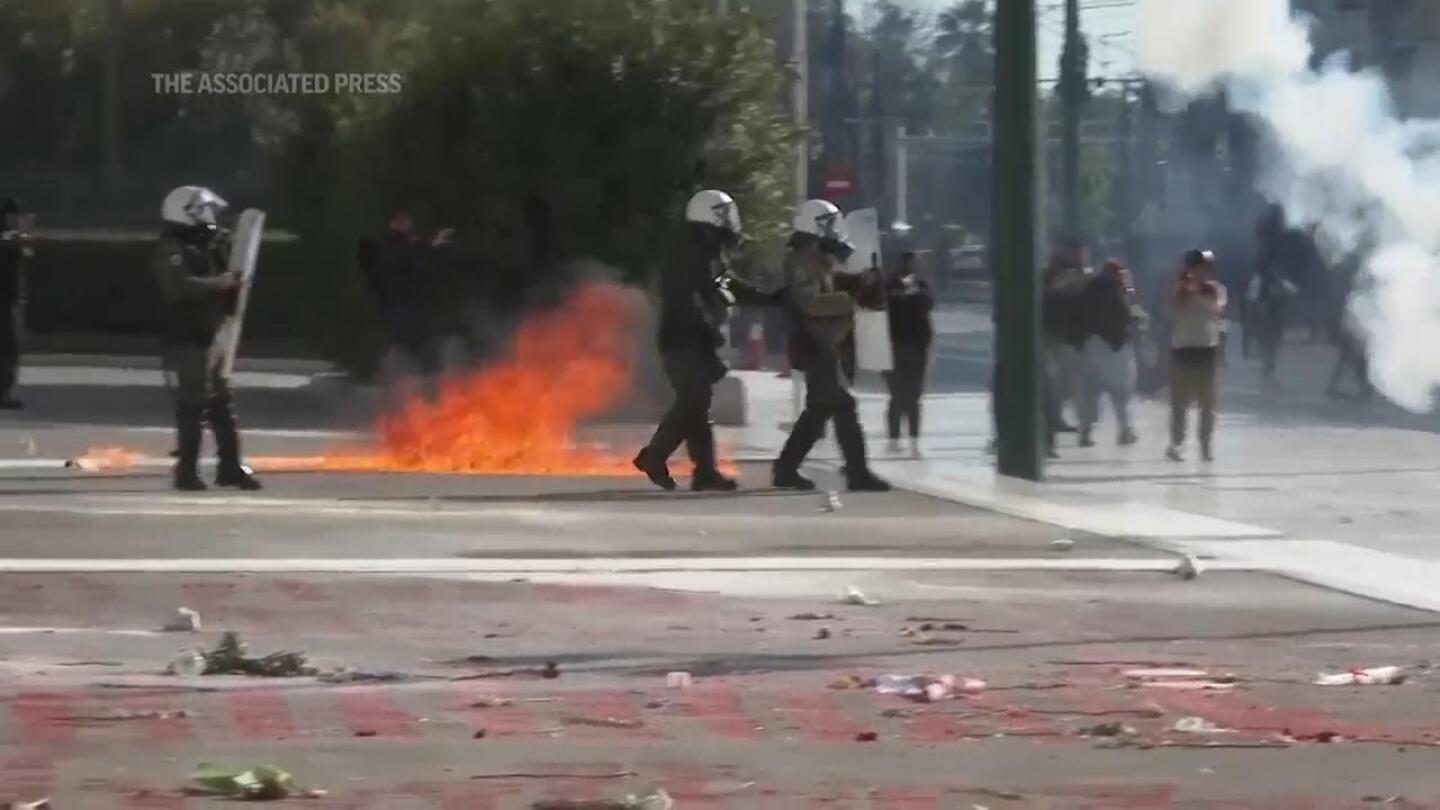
[991,0,1044,482]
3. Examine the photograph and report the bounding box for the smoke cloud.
[1136,0,1440,411]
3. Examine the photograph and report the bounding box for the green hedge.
[27,237,317,342]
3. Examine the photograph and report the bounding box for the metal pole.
[992,0,1043,481]
[1059,0,1083,239]
[793,0,809,205]
[895,125,908,229]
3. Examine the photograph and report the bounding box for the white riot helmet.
[792,199,846,241]
[161,186,228,228]
[685,189,743,238]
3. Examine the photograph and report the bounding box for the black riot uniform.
[0,197,32,409]
[153,223,261,491]
[634,221,771,492]
[773,235,891,493]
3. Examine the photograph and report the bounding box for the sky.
[855,0,1141,82]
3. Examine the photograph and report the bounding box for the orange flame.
[69,446,146,471]
[326,281,649,476]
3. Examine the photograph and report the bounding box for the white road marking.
[0,556,1225,575]
[857,461,1282,540]
[1173,539,1440,614]
[0,627,163,637]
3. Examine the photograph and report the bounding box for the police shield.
[213,208,266,378]
[842,209,893,373]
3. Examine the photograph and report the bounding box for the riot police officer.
[153,186,262,492]
[635,190,770,492]
[773,200,890,493]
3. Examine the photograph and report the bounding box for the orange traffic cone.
[745,320,766,370]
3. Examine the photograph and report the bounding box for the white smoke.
[1135,0,1440,412]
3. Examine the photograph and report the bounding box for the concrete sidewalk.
[724,368,1440,614]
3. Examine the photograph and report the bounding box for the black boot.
[209,396,262,491]
[633,448,677,491]
[845,468,892,493]
[772,463,816,491]
[686,424,737,492]
[773,409,824,491]
[173,403,207,492]
[833,400,888,492]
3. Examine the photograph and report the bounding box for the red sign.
[824,165,855,194]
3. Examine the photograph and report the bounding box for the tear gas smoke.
[1137,0,1440,411]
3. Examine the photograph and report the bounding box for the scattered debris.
[168,650,207,677]
[473,770,637,781]
[906,616,971,624]
[1124,668,1211,680]
[788,612,835,621]
[5,798,50,810]
[561,715,645,729]
[828,674,867,691]
[666,671,694,689]
[531,788,673,810]
[19,437,38,457]
[179,633,317,678]
[163,608,202,633]
[317,669,408,684]
[855,731,879,742]
[354,730,378,738]
[912,637,964,647]
[1287,730,1339,743]
[1173,554,1203,580]
[1051,538,1075,551]
[874,673,987,703]
[61,709,188,724]
[190,763,323,801]
[841,585,879,606]
[54,660,123,667]
[470,696,561,708]
[1314,666,1406,686]
[1124,667,1237,692]
[880,708,911,719]
[473,729,488,739]
[542,661,561,680]
[1080,722,1138,738]
[968,788,1025,801]
[813,626,832,640]
[820,491,843,512]
[1172,716,1230,735]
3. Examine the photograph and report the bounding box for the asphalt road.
[3,361,1440,807]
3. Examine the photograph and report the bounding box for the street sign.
[823,165,855,194]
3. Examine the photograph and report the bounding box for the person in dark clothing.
[154,185,261,492]
[0,197,34,409]
[635,189,772,492]
[358,208,451,384]
[773,199,890,493]
[1326,260,1373,401]
[884,251,933,455]
[1248,272,1293,387]
[1077,260,1143,447]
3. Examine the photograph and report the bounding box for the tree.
[930,0,992,131]
[276,0,799,372]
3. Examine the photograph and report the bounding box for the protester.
[1166,249,1227,463]
[1078,259,1142,447]
[153,186,262,491]
[773,199,890,493]
[0,197,33,410]
[884,251,933,456]
[1247,271,1294,389]
[1326,262,1373,401]
[357,207,452,394]
[1042,239,1092,435]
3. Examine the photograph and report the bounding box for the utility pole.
[1059,0,1085,240]
[793,0,809,205]
[1117,83,1135,265]
[992,0,1043,480]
